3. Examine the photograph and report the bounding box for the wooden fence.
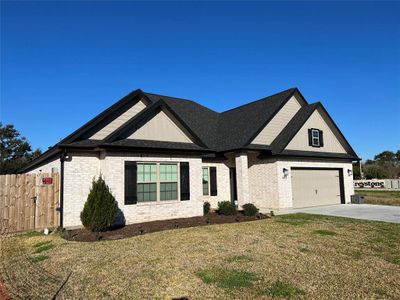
[0,173,59,233]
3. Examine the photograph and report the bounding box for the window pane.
[138,163,157,183]
[312,130,319,137]
[160,182,178,200]
[137,183,157,202]
[202,167,209,196]
[160,163,178,182]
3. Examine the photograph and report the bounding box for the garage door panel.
[291,169,341,208]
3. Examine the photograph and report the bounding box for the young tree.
[0,123,42,174]
[80,176,118,232]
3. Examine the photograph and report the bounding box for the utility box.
[351,194,364,204]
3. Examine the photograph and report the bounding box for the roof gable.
[251,94,305,145]
[128,109,194,143]
[271,103,358,157]
[90,99,147,140]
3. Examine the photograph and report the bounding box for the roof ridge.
[143,91,219,114]
[220,87,297,115]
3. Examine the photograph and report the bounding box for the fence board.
[0,173,60,233]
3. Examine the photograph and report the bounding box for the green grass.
[298,247,310,253]
[33,242,55,254]
[196,268,257,289]
[276,213,328,226]
[313,229,336,236]
[33,241,52,248]
[262,281,305,298]
[23,230,42,237]
[224,255,253,263]
[30,255,50,263]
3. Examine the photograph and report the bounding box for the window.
[137,163,157,202]
[311,129,320,147]
[136,162,179,202]
[202,167,209,196]
[160,163,178,201]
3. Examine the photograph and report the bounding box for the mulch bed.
[63,212,269,242]
[0,274,12,300]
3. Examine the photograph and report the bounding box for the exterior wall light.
[348,169,353,176]
[283,168,289,178]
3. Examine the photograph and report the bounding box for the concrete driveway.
[286,204,400,224]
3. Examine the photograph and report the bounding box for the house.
[21,88,359,228]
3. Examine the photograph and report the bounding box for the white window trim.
[136,162,181,204]
[311,129,320,147]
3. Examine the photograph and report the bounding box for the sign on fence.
[354,180,385,189]
[354,179,400,189]
[0,173,59,233]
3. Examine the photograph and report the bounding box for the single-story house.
[21,87,360,228]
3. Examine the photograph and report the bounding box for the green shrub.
[242,203,259,216]
[203,202,211,214]
[80,176,118,232]
[217,201,236,215]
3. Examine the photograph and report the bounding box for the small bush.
[217,201,236,215]
[80,176,118,232]
[242,203,259,216]
[203,202,211,214]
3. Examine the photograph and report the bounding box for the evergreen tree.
[81,176,118,232]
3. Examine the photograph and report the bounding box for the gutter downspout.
[59,151,66,230]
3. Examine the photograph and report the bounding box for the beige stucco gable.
[251,95,304,145]
[90,100,147,140]
[285,107,349,153]
[128,109,194,143]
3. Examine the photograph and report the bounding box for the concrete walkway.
[281,204,400,224]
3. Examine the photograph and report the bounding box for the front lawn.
[1,214,399,299]
[356,189,400,206]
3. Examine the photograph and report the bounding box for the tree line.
[353,150,400,179]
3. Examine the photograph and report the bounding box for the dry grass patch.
[1,214,400,299]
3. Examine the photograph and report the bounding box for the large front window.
[137,162,179,202]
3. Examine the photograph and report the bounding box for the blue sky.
[1,1,399,160]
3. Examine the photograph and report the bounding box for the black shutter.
[180,162,190,201]
[319,130,324,147]
[210,167,217,196]
[308,129,312,146]
[125,161,137,205]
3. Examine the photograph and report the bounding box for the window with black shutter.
[210,167,217,196]
[125,161,137,205]
[308,128,323,147]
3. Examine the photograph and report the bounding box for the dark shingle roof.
[20,87,359,172]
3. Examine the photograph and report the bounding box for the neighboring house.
[21,88,359,228]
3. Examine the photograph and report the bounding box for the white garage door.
[291,168,342,208]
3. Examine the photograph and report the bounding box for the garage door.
[291,168,342,208]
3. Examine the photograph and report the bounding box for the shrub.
[242,203,259,216]
[203,202,211,215]
[217,201,236,215]
[80,176,118,232]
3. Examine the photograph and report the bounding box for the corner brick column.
[235,153,249,208]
